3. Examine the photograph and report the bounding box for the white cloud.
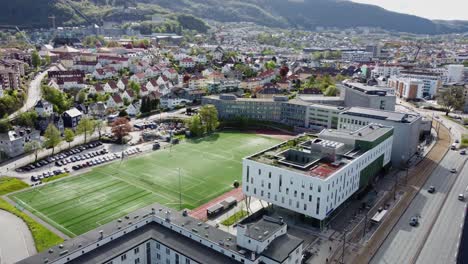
[351,0,468,20]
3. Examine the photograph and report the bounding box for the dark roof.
[67,222,240,264]
[261,234,303,263]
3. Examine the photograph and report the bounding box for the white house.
[106,94,124,108]
[180,58,195,68]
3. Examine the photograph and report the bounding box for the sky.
[351,0,468,21]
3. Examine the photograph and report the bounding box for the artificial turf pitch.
[10,132,279,237]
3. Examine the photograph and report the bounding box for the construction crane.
[412,44,422,62]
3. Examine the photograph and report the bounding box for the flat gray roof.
[262,234,303,263]
[320,124,393,142]
[341,107,420,123]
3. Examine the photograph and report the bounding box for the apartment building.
[388,78,425,100]
[19,204,303,264]
[0,127,40,158]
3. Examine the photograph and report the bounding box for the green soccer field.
[10,132,280,237]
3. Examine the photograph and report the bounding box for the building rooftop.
[342,107,420,123]
[342,82,394,96]
[19,202,302,264]
[247,125,392,179]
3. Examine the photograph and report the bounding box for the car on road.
[461,150,466,155]
[459,194,465,201]
[451,168,457,173]
[409,217,419,227]
[428,186,436,193]
[455,139,460,143]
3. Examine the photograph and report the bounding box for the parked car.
[459,194,465,201]
[451,168,457,173]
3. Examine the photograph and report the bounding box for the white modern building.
[0,127,41,158]
[398,70,442,98]
[371,64,402,78]
[242,125,393,223]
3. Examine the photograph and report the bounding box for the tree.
[324,85,338,96]
[129,81,141,96]
[437,86,465,115]
[43,124,61,155]
[264,60,276,70]
[198,105,219,133]
[64,128,75,148]
[42,85,72,114]
[0,118,11,133]
[279,65,289,78]
[77,90,87,104]
[186,114,204,137]
[24,140,42,162]
[44,54,51,66]
[31,50,41,68]
[94,120,104,140]
[15,111,38,127]
[76,118,96,144]
[111,117,132,144]
[119,110,128,117]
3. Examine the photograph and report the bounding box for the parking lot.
[14,141,143,184]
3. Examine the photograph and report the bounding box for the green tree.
[31,50,41,68]
[44,55,51,66]
[264,60,276,70]
[24,140,42,162]
[324,85,338,96]
[76,118,96,144]
[63,128,75,148]
[437,86,465,115]
[186,114,204,137]
[129,81,141,97]
[0,118,11,133]
[42,85,72,114]
[15,111,38,127]
[43,124,61,155]
[77,90,87,104]
[198,105,219,133]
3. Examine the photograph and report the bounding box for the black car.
[30,176,38,182]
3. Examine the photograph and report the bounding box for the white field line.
[14,197,77,237]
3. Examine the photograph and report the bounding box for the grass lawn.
[0,176,29,195]
[461,134,468,148]
[0,176,63,252]
[221,210,249,226]
[10,131,279,237]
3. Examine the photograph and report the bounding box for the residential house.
[89,84,105,95]
[130,72,147,83]
[213,46,224,61]
[89,102,108,119]
[180,58,195,68]
[62,108,83,129]
[107,94,124,108]
[0,127,41,158]
[104,81,119,93]
[117,78,128,91]
[160,93,191,109]
[126,101,141,116]
[121,89,135,103]
[35,100,53,117]
[57,77,86,90]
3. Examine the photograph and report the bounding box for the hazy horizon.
[351,0,468,21]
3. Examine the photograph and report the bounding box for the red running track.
[189,187,245,221]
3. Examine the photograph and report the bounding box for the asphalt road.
[7,66,57,120]
[416,160,468,264]
[0,210,36,264]
[370,149,467,264]
[371,102,468,264]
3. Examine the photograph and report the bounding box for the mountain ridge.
[1,0,468,35]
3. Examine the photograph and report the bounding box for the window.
[186,259,191,264]
[157,253,161,260]
[258,169,261,175]
[156,243,160,249]
[254,188,257,194]
[268,183,271,189]
[269,172,271,179]
[301,193,304,199]
[121,254,127,261]
[166,248,170,254]
[135,258,140,264]
[294,190,297,197]
[246,166,249,182]
[309,195,312,202]
[134,247,139,254]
